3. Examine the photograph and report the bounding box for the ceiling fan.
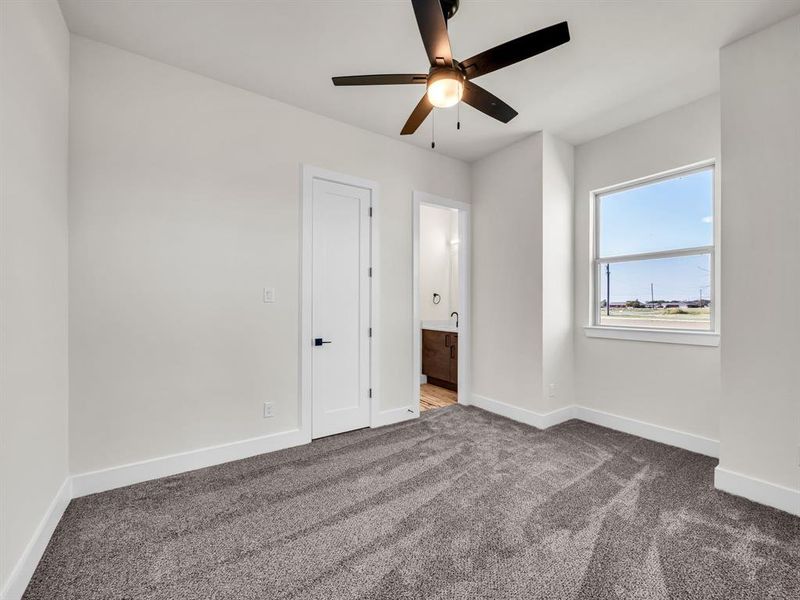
[332,0,570,140]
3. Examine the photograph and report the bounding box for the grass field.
[599,307,711,330]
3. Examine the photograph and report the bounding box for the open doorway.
[413,192,470,415]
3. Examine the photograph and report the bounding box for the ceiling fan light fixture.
[426,71,463,108]
[331,1,571,134]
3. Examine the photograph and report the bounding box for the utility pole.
[700,288,703,305]
[606,264,611,316]
[651,283,654,305]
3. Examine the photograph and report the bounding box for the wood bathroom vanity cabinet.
[422,329,458,391]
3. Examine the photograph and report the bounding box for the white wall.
[0,0,70,593]
[471,135,544,410]
[542,133,575,411]
[573,94,721,441]
[419,205,458,321]
[68,36,471,474]
[719,15,800,492]
[471,133,574,414]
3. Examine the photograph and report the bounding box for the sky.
[599,168,713,303]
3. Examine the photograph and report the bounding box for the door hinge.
[368,267,372,277]
[369,206,373,217]
[369,388,373,398]
[369,327,372,337]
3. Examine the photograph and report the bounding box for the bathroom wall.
[420,204,459,322]
[449,210,460,318]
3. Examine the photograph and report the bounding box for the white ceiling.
[59,0,800,162]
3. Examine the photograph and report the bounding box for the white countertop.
[421,320,458,333]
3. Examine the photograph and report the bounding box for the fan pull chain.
[457,101,461,130]
[431,108,436,149]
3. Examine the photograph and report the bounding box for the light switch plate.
[263,287,276,303]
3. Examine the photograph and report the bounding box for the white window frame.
[585,160,720,347]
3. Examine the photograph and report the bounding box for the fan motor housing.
[440,0,460,20]
[427,65,465,88]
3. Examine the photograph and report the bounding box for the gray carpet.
[24,405,800,599]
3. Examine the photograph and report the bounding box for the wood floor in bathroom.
[420,384,457,411]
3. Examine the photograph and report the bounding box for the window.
[588,163,718,344]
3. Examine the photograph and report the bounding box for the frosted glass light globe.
[427,76,463,108]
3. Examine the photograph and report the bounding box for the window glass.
[598,254,711,331]
[599,168,713,257]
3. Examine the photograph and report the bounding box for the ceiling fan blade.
[411,0,453,66]
[461,81,518,123]
[460,21,570,79]
[332,74,428,86]
[401,94,434,135]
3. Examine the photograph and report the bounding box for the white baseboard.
[371,406,418,428]
[714,466,800,517]
[71,428,309,498]
[1,478,72,600]
[470,394,719,458]
[72,407,426,500]
[419,374,427,384]
[470,394,576,429]
[574,406,720,458]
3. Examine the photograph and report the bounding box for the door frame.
[412,191,471,415]
[300,165,379,442]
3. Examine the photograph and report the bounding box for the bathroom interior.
[419,204,460,411]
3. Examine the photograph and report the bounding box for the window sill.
[584,325,720,347]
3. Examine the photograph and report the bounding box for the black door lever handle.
[314,338,332,346]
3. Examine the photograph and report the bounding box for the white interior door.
[311,178,371,438]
